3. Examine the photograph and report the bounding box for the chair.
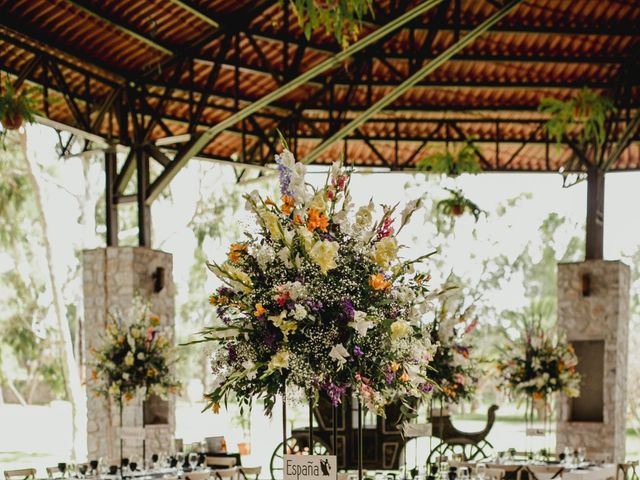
[4,469,36,480]
[517,465,564,480]
[206,457,237,468]
[46,467,63,478]
[184,472,211,480]
[211,468,238,480]
[618,461,639,480]
[238,466,261,480]
[479,468,506,480]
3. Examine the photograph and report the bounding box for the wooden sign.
[284,455,337,480]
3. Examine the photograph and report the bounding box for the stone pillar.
[82,247,176,464]
[556,260,630,463]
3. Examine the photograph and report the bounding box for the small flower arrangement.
[199,146,443,418]
[90,308,180,403]
[436,188,484,220]
[0,81,39,147]
[496,320,580,401]
[428,298,479,404]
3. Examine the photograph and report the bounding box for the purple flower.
[338,298,355,323]
[305,299,323,312]
[385,371,396,385]
[353,345,363,358]
[420,383,434,393]
[263,330,278,349]
[227,344,237,362]
[324,383,348,407]
[275,155,293,196]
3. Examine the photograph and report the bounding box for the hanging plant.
[436,188,484,221]
[417,142,482,176]
[539,88,617,182]
[288,0,374,47]
[0,81,39,147]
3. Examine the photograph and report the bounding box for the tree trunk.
[20,131,87,460]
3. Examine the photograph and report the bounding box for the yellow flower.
[130,327,141,339]
[254,303,266,317]
[390,362,401,372]
[390,320,411,340]
[372,237,398,268]
[124,351,134,366]
[269,349,290,370]
[298,227,316,252]
[149,315,161,326]
[147,367,158,378]
[108,382,120,396]
[269,312,298,337]
[228,243,247,263]
[369,273,391,290]
[309,191,327,211]
[309,240,339,274]
[306,208,329,232]
[260,211,283,240]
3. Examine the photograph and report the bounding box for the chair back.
[517,465,564,480]
[239,467,261,480]
[46,467,62,478]
[184,472,211,480]
[212,468,238,480]
[206,457,237,468]
[4,469,36,480]
[618,461,639,480]
[481,468,506,480]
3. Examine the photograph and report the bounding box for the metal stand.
[358,400,363,480]
[282,384,287,457]
[309,400,314,454]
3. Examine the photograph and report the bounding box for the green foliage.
[287,0,373,47]
[417,143,482,176]
[436,188,484,221]
[539,88,616,174]
[0,82,39,147]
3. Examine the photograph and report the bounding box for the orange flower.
[293,214,304,225]
[390,362,401,372]
[228,243,247,263]
[532,391,545,401]
[254,303,266,317]
[399,372,410,382]
[209,295,218,305]
[91,370,98,381]
[306,208,329,232]
[369,273,391,290]
[117,335,126,344]
[265,197,276,207]
[281,195,295,215]
[124,392,134,402]
[211,403,220,414]
[149,314,161,326]
[147,367,158,378]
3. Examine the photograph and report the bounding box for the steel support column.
[135,145,152,247]
[585,166,605,260]
[105,148,119,246]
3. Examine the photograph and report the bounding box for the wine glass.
[577,447,587,465]
[188,453,198,471]
[476,464,487,480]
[58,463,67,479]
[458,467,470,480]
[176,452,185,472]
[89,460,99,476]
[129,454,140,472]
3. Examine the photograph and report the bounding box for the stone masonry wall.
[83,247,175,465]
[556,260,630,463]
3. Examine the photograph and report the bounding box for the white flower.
[276,149,296,169]
[255,244,275,270]
[269,350,290,370]
[136,352,145,360]
[278,247,293,268]
[242,360,257,380]
[390,319,412,340]
[244,190,260,211]
[355,200,374,229]
[400,199,421,227]
[292,304,307,320]
[349,311,374,336]
[122,372,130,381]
[329,343,350,367]
[286,281,306,300]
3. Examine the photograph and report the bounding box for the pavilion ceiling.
[0,0,639,175]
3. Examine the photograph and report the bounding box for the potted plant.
[417,142,482,176]
[0,82,38,131]
[436,188,484,220]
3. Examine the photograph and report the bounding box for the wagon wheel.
[270,436,330,480]
[426,440,493,465]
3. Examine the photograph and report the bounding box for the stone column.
[82,247,176,464]
[556,260,630,463]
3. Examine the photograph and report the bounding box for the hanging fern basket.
[1,110,24,130]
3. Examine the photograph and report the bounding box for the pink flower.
[464,318,478,335]
[454,373,466,385]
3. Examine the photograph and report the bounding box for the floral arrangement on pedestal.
[90,309,180,403]
[495,321,580,402]
[428,298,479,405]
[199,147,443,418]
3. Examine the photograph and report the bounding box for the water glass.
[189,453,198,471]
[476,464,487,480]
[577,447,586,464]
[458,467,470,480]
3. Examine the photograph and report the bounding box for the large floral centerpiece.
[90,308,180,403]
[428,299,479,405]
[496,319,580,425]
[201,148,442,417]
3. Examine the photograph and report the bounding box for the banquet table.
[479,463,617,480]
